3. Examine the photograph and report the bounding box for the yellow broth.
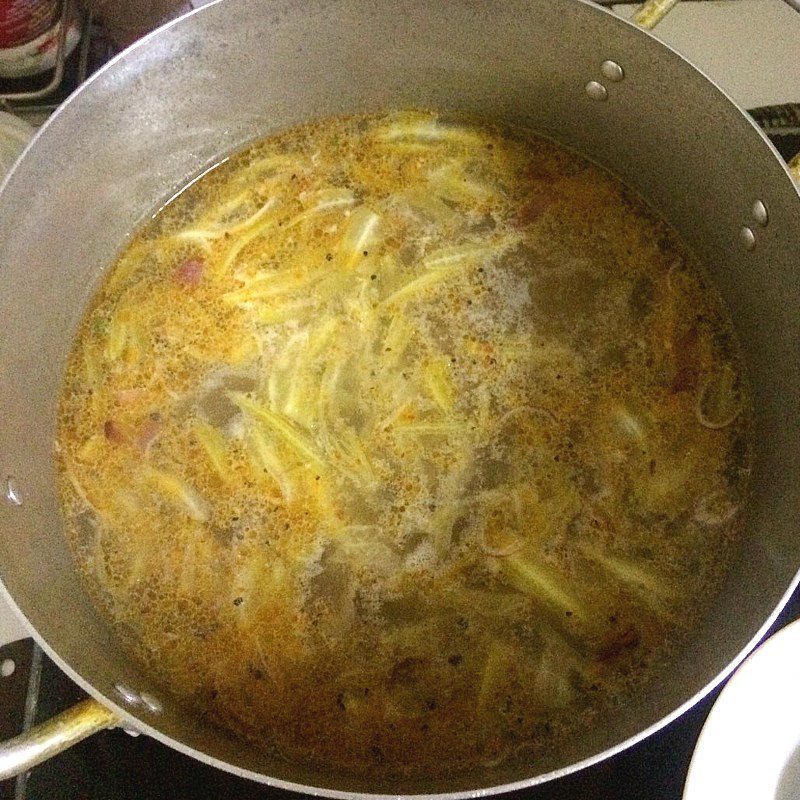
[57,111,751,776]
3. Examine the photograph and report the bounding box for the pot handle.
[0,697,119,780]
[633,0,800,29]
[632,0,681,30]
[788,154,800,182]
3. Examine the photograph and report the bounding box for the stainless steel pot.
[0,0,798,795]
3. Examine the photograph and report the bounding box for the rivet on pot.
[751,200,768,227]
[600,60,625,82]
[3,476,22,507]
[739,226,757,251]
[140,692,163,714]
[113,682,142,707]
[585,81,608,101]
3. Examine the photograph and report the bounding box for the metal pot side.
[0,0,798,795]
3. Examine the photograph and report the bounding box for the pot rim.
[1,0,798,796]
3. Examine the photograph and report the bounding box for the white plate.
[684,617,800,800]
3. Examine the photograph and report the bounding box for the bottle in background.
[0,0,80,78]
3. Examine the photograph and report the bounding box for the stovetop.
[1,2,799,799]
